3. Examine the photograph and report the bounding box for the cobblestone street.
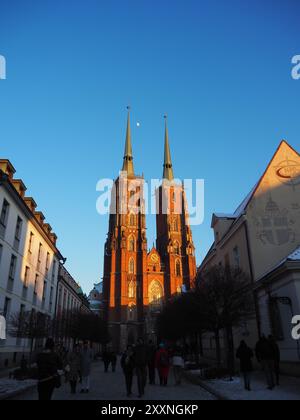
[11,361,216,401]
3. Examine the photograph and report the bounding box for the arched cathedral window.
[148,281,163,307]
[176,260,181,277]
[130,214,135,226]
[128,236,135,252]
[129,258,135,274]
[128,280,135,298]
[173,219,179,232]
[173,241,180,255]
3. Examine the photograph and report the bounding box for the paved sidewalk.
[10,361,216,401]
[0,379,37,400]
[188,370,300,400]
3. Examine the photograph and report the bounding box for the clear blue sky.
[0,0,299,294]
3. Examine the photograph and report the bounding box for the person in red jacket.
[155,343,170,386]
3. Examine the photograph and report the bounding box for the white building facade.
[0,160,64,369]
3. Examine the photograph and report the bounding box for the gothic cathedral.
[103,110,197,351]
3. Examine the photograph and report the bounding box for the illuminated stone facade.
[102,113,197,351]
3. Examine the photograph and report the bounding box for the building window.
[51,260,56,283]
[130,214,135,226]
[14,216,23,251]
[175,260,181,277]
[149,281,163,308]
[128,236,135,252]
[42,281,47,302]
[128,281,135,298]
[173,241,180,255]
[173,219,179,232]
[129,258,135,274]
[3,297,11,318]
[37,243,43,271]
[45,252,50,276]
[34,274,39,295]
[233,246,240,269]
[28,232,34,254]
[0,199,10,238]
[7,254,17,292]
[24,266,30,288]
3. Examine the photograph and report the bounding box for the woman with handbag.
[36,338,63,401]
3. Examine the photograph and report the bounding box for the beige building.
[54,264,91,348]
[0,159,65,369]
[200,141,300,373]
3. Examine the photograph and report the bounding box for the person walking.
[36,338,63,401]
[256,335,275,390]
[172,345,185,386]
[236,341,254,391]
[67,344,81,394]
[121,345,135,397]
[155,343,170,386]
[268,335,281,386]
[147,340,156,385]
[110,351,117,373]
[80,341,93,394]
[134,338,148,398]
[102,349,111,373]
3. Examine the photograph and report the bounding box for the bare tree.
[9,310,52,364]
[157,265,255,374]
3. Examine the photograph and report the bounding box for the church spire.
[122,106,134,176]
[163,115,174,181]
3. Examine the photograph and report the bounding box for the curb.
[0,382,37,401]
[183,371,231,401]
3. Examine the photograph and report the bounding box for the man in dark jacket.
[134,338,148,398]
[236,341,254,391]
[255,335,275,390]
[37,338,62,401]
[121,345,135,397]
[147,340,156,385]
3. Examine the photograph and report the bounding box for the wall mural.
[253,196,296,246]
[274,159,300,189]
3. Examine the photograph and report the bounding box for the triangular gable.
[242,140,300,213]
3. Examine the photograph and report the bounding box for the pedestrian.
[148,340,156,385]
[255,335,275,390]
[80,341,93,394]
[36,338,63,401]
[121,345,135,397]
[110,351,117,372]
[67,344,81,394]
[134,337,148,398]
[236,341,254,391]
[268,335,281,386]
[172,345,185,386]
[155,343,170,386]
[102,349,111,373]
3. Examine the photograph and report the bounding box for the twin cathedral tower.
[103,110,197,350]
